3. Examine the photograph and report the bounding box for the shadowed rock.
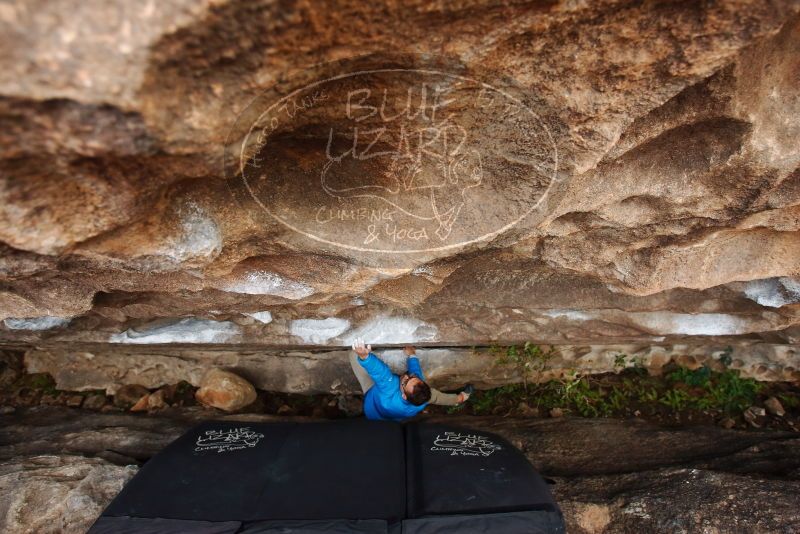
[0,1,798,349]
[1,407,798,533]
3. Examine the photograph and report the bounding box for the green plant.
[607,387,628,411]
[558,374,611,417]
[700,369,762,414]
[624,356,648,376]
[660,389,691,411]
[640,387,660,403]
[27,373,57,395]
[468,391,496,415]
[495,342,556,390]
[613,353,627,370]
[456,362,773,420]
[778,393,799,409]
[469,384,526,414]
[528,381,563,411]
[660,367,762,415]
[667,366,711,387]
[447,402,466,414]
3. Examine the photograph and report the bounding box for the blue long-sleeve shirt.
[358,352,427,421]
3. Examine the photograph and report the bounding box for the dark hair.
[407,380,431,406]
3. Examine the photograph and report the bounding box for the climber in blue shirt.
[350,338,473,421]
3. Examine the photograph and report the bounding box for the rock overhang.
[0,0,798,359]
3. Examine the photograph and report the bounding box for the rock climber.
[349,337,473,421]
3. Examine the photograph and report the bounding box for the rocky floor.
[3,344,800,533]
[5,367,800,431]
[1,407,799,533]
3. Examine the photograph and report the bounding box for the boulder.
[82,394,108,411]
[765,396,786,417]
[0,367,20,389]
[128,390,169,412]
[0,1,798,352]
[129,395,150,412]
[146,389,167,411]
[113,385,150,409]
[558,468,800,533]
[0,352,24,389]
[0,455,136,534]
[195,369,257,412]
[336,395,363,417]
[64,395,83,408]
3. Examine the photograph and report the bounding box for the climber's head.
[400,372,431,405]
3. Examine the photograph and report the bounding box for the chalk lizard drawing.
[320,120,483,241]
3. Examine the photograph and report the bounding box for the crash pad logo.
[194,427,265,453]
[224,56,558,263]
[430,432,502,457]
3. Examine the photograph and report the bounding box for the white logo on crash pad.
[195,427,265,453]
[430,432,502,457]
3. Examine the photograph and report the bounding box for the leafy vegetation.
[24,373,58,395]
[778,393,799,409]
[492,342,556,390]
[462,360,767,420]
[660,389,691,411]
[611,353,648,375]
[667,366,711,387]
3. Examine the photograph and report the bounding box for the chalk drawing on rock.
[224,57,559,265]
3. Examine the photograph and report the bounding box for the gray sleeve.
[429,387,461,406]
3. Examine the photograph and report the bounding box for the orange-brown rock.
[195,368,257,412]
[0,1,798,368]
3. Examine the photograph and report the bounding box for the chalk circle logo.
[224,56,557,262]
[430,431,502,457]
[194,427,265,454]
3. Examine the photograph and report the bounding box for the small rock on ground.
[83,394,108,410]
[65,395,84,408]
[114,385,150,409]
[337,395,363,417]
[765,397,785,417]
[195,369,257,412]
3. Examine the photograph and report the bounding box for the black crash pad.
[91,419,564,533]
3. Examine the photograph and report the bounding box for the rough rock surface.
[195,368,257,411]
[1,408,799,533]
[560,468,800,533]
[22,342,800,395]
[0,0,798,359]
[113,384,150,409]
[0,454,136,534]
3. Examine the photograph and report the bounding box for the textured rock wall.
[22,342,800,395]
[0,455,136,534]
[2,408,800,533]
[1,1,799,363]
